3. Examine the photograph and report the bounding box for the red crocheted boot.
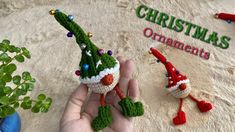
[173,99,186,125]
[173,111,186,125]
[189,94,213,113]
[197,101,213,113]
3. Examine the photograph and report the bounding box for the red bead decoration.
[98,49,105,55]
[75,70,81,76]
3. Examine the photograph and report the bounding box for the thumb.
[60,83,88,125]
[0,112,21,132]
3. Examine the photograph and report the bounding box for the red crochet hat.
[150,48,189,92]
[149,47,213,126]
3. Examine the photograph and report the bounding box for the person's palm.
[60,57,139,132]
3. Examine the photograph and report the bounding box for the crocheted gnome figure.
[49,9,144,131]
[149,47,213,125]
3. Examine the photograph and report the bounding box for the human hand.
[0,112,21,132]
[60,57,140,132]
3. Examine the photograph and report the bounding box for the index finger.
[119,59,134,95]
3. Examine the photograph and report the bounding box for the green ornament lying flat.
[49,9,144,131]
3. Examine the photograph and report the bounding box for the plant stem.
[4,52,22,66]
[0,98,37,108]
[8,80,27,96]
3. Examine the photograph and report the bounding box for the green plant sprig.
[0,39,52,118]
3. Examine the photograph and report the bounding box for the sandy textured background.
[0,0,235,131]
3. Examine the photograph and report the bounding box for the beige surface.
[0,0,234,131]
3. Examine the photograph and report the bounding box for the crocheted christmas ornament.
[149,47,213,125]
[50,9,144,131]
[214,13,235,23]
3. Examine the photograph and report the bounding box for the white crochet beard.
[80,60,120,94]
[170,82,192,98]
[86,71,119,94]
[80,60,120,83]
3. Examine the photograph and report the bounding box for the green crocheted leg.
[91,105,113,131]
[118,97,144,117]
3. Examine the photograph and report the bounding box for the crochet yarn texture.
[50,9,144,131]
[150,47,213,125]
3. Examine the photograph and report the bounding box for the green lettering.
[184,22,196,36]
[136,4,148,18]
[219,36,230,49]
[192,26,209,43]
[156,12,169,28]
[145,8,159,23]
[167,16,176,30]
[206,32,219,46]
[173,19,184,32]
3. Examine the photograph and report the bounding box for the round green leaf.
[2,39,10,45]
[2,74,12,82]
[0,79,6,87]
[21,100,32,110]
[0,53,8,60]
[0,44,4,52]
[31,105,40,113]
[0,44,8,52]
[3,86,12,94]
[38,94,46,101]
[21,47,31,59]
[21,83,29,91]
[0,53,11,62]
[0,108,4,118]
[21,90,27,95]
[9,95,18,102]
[22,71,31,81]
[13,102,20,108]
[15,89,24,97]
[41,98,52,113]
[0,96,10,105]
[27,83,34,91]
[13,75,21,85]
[8,45,16,53]
[23,96,30,102]
[21,83,34,92]
[4,106,15,116]
[30,78,36,83]
[0,87,5,96]
[40,106,49,113]
[4,63,17,74]
[13,47,21,53]
[45,97,52,105]
[15,55,24,62]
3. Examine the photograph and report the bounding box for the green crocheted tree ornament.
[52,9,117,79]
[118,97,144,117]
[50,9,144,131]
[91,106,112,131]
